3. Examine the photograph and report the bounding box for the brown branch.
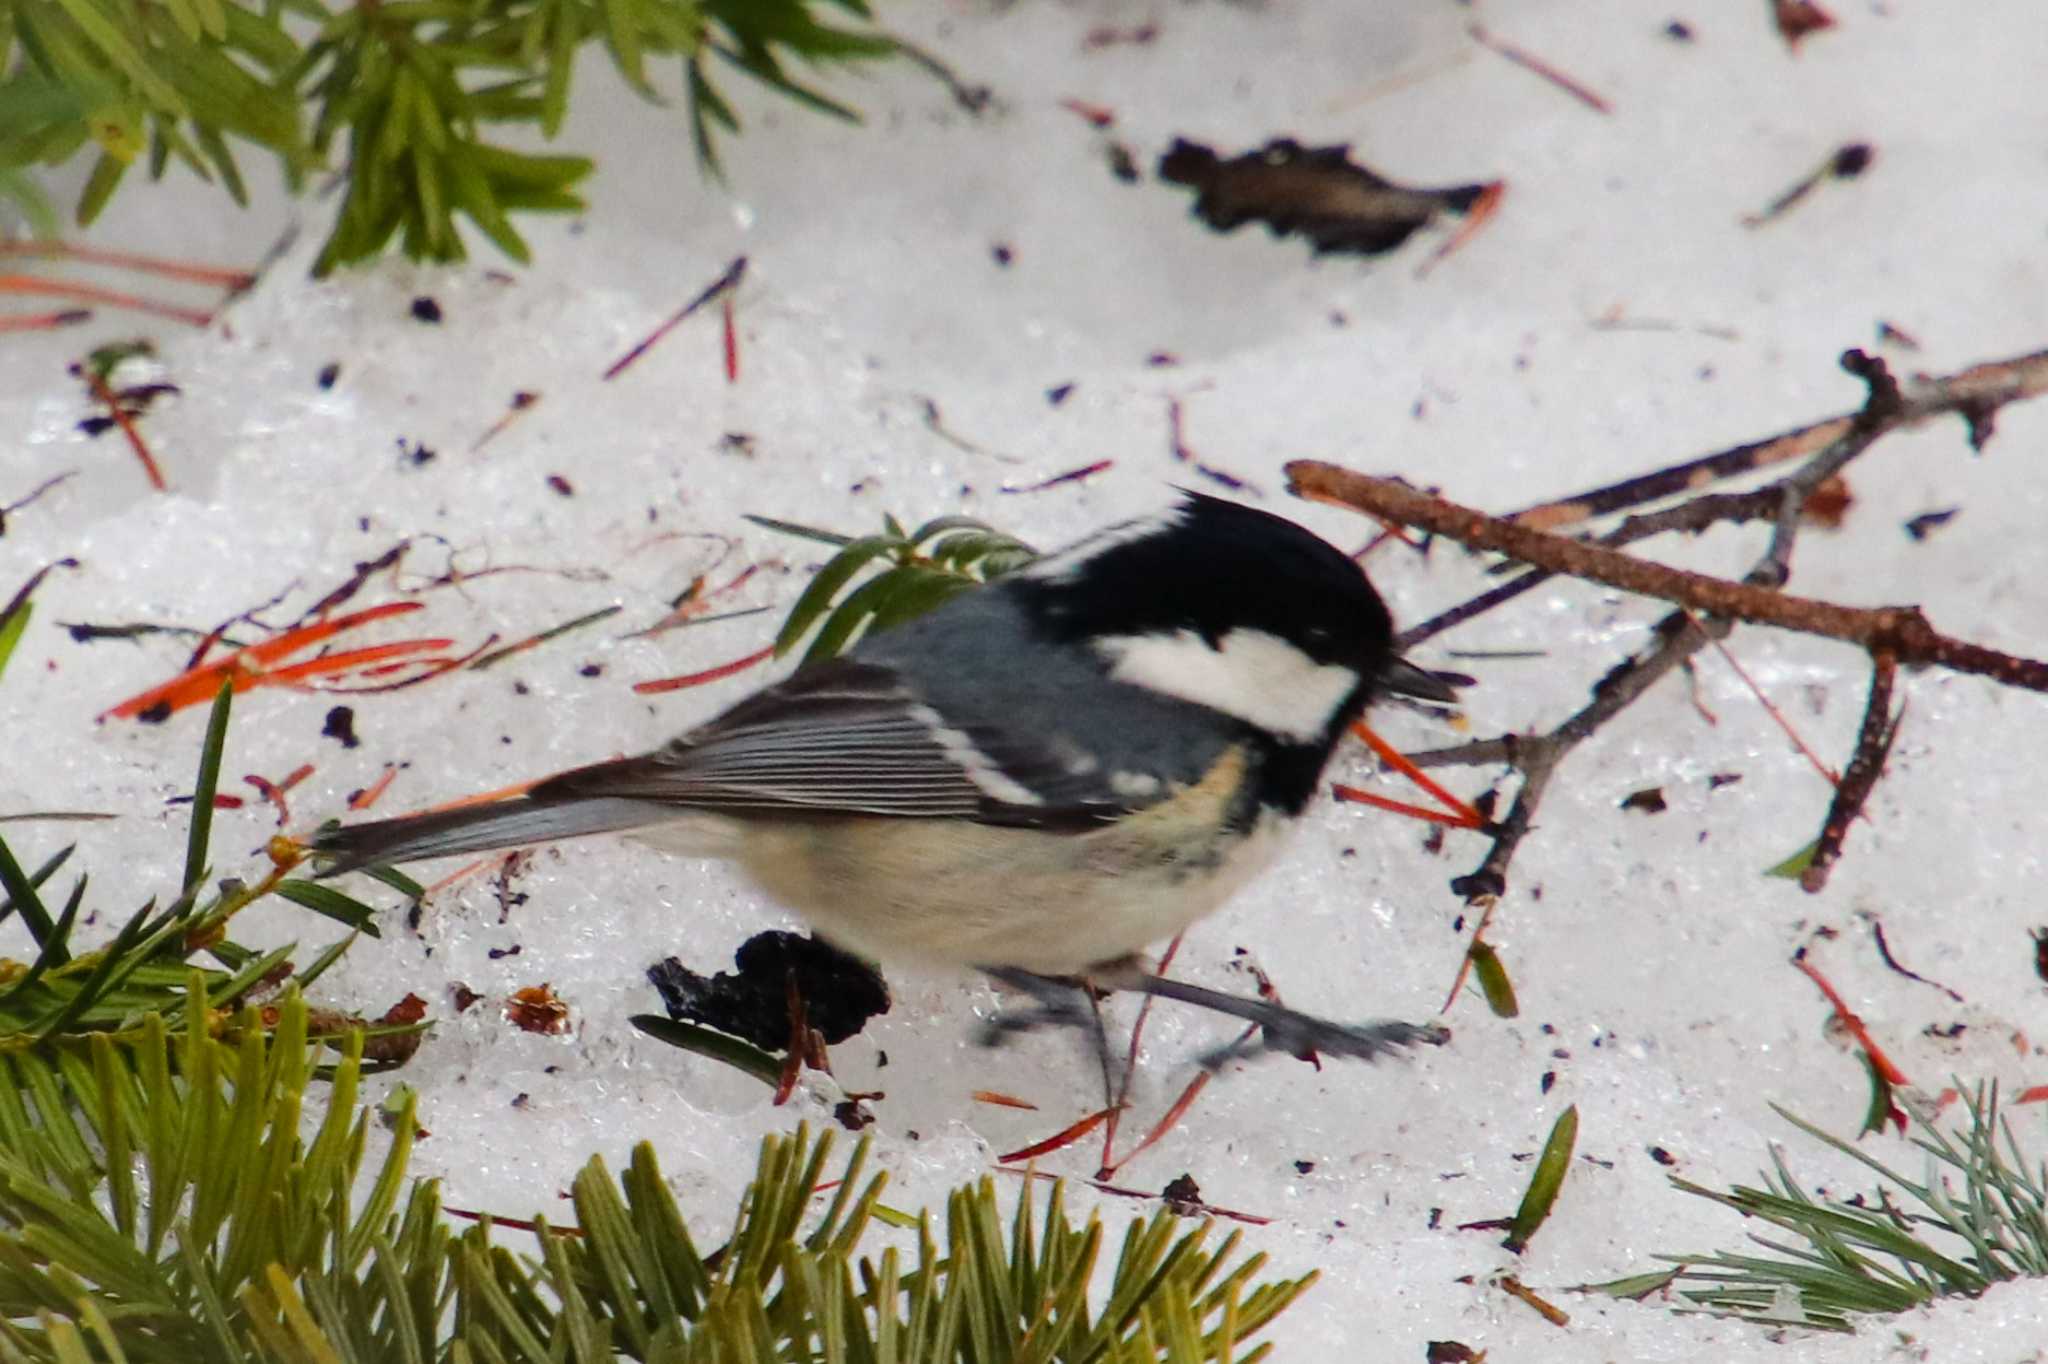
[1291,465,2048,692]
[1431,610,1730,899]
[1298,343,2048,899]
[1398,346,1919,643]
[1799,652,1900,894]
[1500,345,2048,532]
[1402,488,1782,649]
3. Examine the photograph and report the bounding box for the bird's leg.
[976,966,1120,1091]
[1083,957,1450,1071]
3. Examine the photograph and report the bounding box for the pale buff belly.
[715,748,1292,975]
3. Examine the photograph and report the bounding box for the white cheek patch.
[909,704,1044,807]
[1095,627,1360,743]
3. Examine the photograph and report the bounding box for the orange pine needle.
[1058,97,1117,129]
[1417,180,1506,277]
[317,776,549,848]
[1333,784,1475,826]
[0,240,255,289]
[348,656,455,679]
[102,670,228,721]
[442,1207,584,1236]
[999,1166,1272,1225]
[1352,519,1426,558]
[1684,608,1839,784]
[416,776,546,814]
[0,309,91,332]
[320,634,501,692]
[348,765,402,811]
[602,255,747,381]
[772,973,834,1106]
[422,858,493,896]
[0,274,214,326]
[102,602,428,720]
[628,564,764,638]
[260,639,454,687]
[1100,934,1185,1172]
[243,602,427,666]
[1100,1066,1219,1179]
[1349,721,1487,828]
[245,763,314,827]
[1468,24,1613,114]
[633,644,776,694]
[999,1105,1118,1164]
[971,1090,1040,1110]
[722,292,739,382]
[83,369,167,491]
[1793,952,1911,1087]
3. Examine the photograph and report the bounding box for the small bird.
[316,493,1454,1064]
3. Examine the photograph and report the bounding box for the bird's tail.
[310,795,669,877]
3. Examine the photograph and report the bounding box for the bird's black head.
[1014,492,1412,746]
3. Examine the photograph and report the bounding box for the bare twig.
[1741,143,1875,229]
[1402,488,1784,649]
[1799,652,1900,893]
[1500,346,2048,532]
[886,34,994,114]
[1292,343,2048,898]
[0,471,76,535]
[1499,1274,1571,1327]
[1405,352,1909,645]
[1868,916,1964,1003]
[601,256,747,382]
[1425,610,1731,899]
[1291,465,2048,693]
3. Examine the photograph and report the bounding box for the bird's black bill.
[1379,656,1467,704]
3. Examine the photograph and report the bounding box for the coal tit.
[316,493,1455,1062]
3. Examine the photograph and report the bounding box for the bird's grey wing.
[530,658,1119,828]
[312,657,1123,875]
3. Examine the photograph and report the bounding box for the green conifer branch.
[0,0,902,274]
[1597,1086,2048,1333]
[0,986,1315,1360]
[0,617,1316,1362]
[0,683,378,1049]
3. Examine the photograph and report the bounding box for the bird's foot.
[977,960,1448,1071]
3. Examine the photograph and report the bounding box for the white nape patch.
[1040,732,1098,776]
[1096,627,1360,742]
[1110,770,1162,798]
[1020,506,1188,584]
[908,703,1043,806]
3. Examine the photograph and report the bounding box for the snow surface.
[4,0,2048,1357]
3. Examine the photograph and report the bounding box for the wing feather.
[529,658,1116,826]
